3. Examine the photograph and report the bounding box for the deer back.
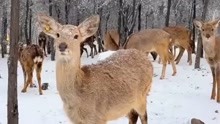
[19,44,44,65]
[163,26,193,50]
[125,29,172,52]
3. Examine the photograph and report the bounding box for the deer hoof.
[30,84,37,88]
[160,76,164,80]
[39,92,43,95]
[172,72,177,76]
[21,89,26,93]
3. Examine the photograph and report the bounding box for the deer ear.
[37,14,62,39]
[78,15,100,41]
[193,20,203,30]
[211,19,220,28]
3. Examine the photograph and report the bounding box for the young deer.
[80,35,98,58]
[38,32,47,57]
[104,29,176,79]
[163,26,193,65]
[18,43,44,95]
[194,19,220,103]
[38,14,153,124]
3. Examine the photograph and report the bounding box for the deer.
[18,43,44,95]
[104,29,176,79]
[80,35,98,58]
[194,19,220,103]
[38,14,153,124]
[38,32,47,57]
[163,26,194,65]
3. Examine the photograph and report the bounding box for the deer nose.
[59,42,67,52]
[206,34,211,38]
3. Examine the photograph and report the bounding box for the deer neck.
[55,51,84,95]
[202,37,216,58]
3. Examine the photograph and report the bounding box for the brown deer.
[104,29,176,79]
[163,26,193,65]
[18,43,44,95]
[194,19,220,103]
[38,14,153,124]
[80,35,97,58]
[38,32,47,57]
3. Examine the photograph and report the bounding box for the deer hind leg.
[36,62,43,95]
[21,64,26,84]
[21,66,34,93]
[168,51,177,77]
[128,109,138,124]
[187,47,192,65]
[175,46,185,65]
[210,66,216,100]
[216,64,220,103]
[93,44,98,56]
[134,99,148,124]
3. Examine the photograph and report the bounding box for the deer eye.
[202,29,205,31]
[211,29,214,31]
[74,35,78,39]
[56,33,60,38]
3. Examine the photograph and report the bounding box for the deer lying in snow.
[194,19,220,103]
[163,26,194,65]
[38,14,153,124]
[18,43,44,95]
[104,29,176,79]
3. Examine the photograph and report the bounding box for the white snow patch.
[97,50,116,61]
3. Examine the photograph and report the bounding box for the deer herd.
[13,13,220,124]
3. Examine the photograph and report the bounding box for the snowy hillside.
[0,51,220,124]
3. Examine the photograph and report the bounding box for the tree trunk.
[195,0,209,69]
[24,0,30,45]
[1,5,8,58]
[7,0,20,123]
[49,0,55,61]
[97,7,104,53]
[165,0,172,27]
[192,0,196,54]
[28,1,32,44]
[65,0,70,24]
[137,4,141,31]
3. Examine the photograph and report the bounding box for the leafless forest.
[1,0,220,123]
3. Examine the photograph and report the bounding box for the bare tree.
[195,0,209,69]
[7,0,20,123]
[24,0,31,45]
[165,0,172,26]
[1,3,8,58]
[118,0,137,48]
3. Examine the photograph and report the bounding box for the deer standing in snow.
[18,43,44,95]
[38,14,153,124]
[104,29,176,79]
[38,32,47,57]
[194,19,220,103]
[163,26,194,65]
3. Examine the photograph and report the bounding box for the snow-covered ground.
[0,50,220,124]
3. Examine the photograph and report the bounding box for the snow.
[0,50,220,124]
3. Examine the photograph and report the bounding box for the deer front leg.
[210,66,216,100]
[216,64,220,103]
[36,62,43,95]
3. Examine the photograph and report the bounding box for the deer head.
[37,14,100,63]
[194,20,220,41]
